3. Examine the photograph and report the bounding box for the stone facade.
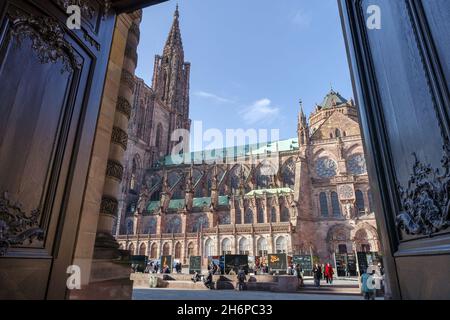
[115,8,380,267]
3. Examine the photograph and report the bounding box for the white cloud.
[240,98,280,125]
[292,9,312,28]
[194,91,235,104]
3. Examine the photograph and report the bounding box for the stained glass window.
[320,192,329,216]
[347,154,367,175]
[316,158,337,178]
[331,192,341,216]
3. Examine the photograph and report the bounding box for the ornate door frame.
[339,0,450,299]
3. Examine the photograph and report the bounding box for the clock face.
[316,158,337,178]
[338,184,354,200]
[348,154,367,175]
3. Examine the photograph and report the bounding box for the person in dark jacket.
[296,264,304,287]
[313,264,322,287]
[204,270,214,289]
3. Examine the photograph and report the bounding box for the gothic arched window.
[219,213,231,225]
[331,192,341,216]
[316,157,337,178]
[335,128,341,138]
[192,214,209,232]
[276,236,287,253]
[319,192,329,217]
[126,219,134,235]
[187,242,195,257]
[280,207,290,222]
[174,242,182,259]
[281,158,296,189]
[144,218,157,234]
[239,238,249,255]
[205,238,214,257]
[222,238,231,255]
[348,154,367,175]
[162,243,170,256]
[150,243,157,258]
[257,237,268,257]
[355,190,365,214]
[257,207,265,223]
[244,208,254,224]
[165,215,181,233]
[271,207,277,223]
[139,243,146,255]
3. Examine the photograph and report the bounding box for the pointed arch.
[150,243,158,258]
[244,208,254,224]
[174,242,182,259]
[139,242,146,255]
[162,242,170,256]
[331,192,341,216]
[319,192,329,217]
[222,238,231,255]
[280,206,290,222]
[257,237,268,257]
[270,207,277,223]
[275,236,287,253]
[239,237,249,255]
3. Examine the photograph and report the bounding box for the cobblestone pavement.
[132,288,365,300]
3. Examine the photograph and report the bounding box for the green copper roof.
[147,196,230,212]
[320,90,348,109]
[245,188,294,197]
[162,138,299,166]
[147,201,160,212]
[193,197,210,208]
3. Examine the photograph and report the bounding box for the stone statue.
[344,202,353,219]
[137,186,150,214]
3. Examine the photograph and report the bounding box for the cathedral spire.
[298,99,307,126]
[298,98,309,146]
[163,4,183,57]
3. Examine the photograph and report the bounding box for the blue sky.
[136,0,353,151]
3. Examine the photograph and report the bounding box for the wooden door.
[0,0,115,299]
[339,0,450,299]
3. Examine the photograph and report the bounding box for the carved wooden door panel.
[0,0,115,299]
[340,0,450,299]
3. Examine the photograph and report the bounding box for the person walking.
[312,264,321,287]
[204,270,214,289]
[296,264,304,287]
[237,268,247,291]
[361,269,377,300]
[325,263,334,284]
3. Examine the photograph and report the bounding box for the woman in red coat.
[325,263,334,284]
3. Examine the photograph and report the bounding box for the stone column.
[96,12,142,254]
[269,234,275,254]
[230,195,236,224]
[264,194,270,223]
[181,213,187,233]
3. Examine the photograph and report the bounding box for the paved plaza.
[132,288,365,300]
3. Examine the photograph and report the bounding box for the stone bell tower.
[151,5,191,155]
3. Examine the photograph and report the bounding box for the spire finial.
[299,98,305,114]
[174,3,179,18]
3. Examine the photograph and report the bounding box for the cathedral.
[114,7,380,268]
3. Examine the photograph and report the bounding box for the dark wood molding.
[338,0,402,299]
